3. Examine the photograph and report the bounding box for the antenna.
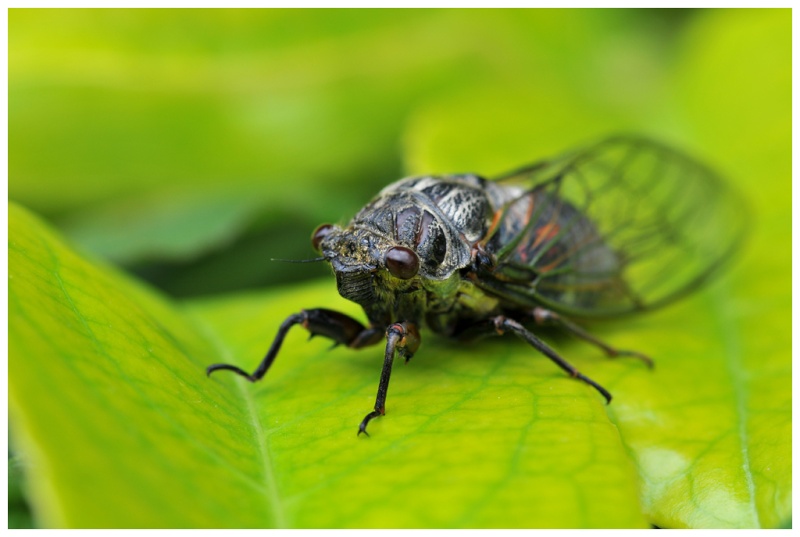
[269,256,327,263]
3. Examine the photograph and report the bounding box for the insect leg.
[532,307,653,368]
[492,315,612,404]
[358,322,421,437]
[206,308,383,382]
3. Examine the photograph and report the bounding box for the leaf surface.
[10,202,648,528]
[10,204,280,528]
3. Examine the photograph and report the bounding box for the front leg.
[358,321,421,437]
[206,308,383,382]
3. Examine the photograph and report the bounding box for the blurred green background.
[9,7,790,528]
[13,8,788,299]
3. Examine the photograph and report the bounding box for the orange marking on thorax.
[482,208,505,244]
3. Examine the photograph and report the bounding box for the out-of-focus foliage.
[9,8,790,529]
[8,456,34,529]
[10,8,703,295]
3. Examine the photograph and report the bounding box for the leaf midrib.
[34,230,276,525]
[185,309,288,528]
[710,279,760,528]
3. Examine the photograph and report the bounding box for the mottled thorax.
[318,174,500,327]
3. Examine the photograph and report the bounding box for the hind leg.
[532,307,653,368]
[453,314,612,403]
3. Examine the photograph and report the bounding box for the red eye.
[385,246,419,280]
[311,224,334,252]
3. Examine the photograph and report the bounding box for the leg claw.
[611,350,654,369]
[357,409,383,437]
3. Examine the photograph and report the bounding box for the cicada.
[208,136,745,435]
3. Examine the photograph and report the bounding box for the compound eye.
[385,246,419,280]
[311,224,334,252]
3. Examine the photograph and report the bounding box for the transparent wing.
[475,136,747,318]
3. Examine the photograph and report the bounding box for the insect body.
[207,136,744,435]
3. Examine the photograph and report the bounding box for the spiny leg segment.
[453,314,616,403]
[206,309,421,436]
[491,315,613,403]
[206,308,383,381]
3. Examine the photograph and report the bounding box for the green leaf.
[8,455,35,529]
[601,275,790,528]
[10,203,648,528]
[400,9,790,529]
[56,184,268,265]
[630,8,792,529]
[9,203,282,528]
